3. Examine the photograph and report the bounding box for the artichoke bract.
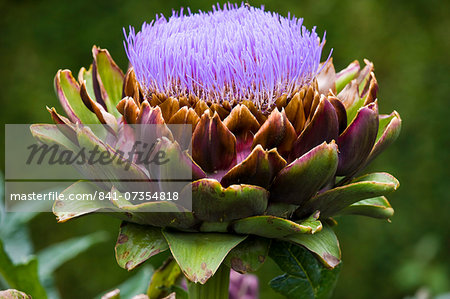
[31,3,401,292]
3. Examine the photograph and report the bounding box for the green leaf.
[365,111,402,166]
[30,124,78,151]
[119,268,153,298]
[147,258,182,299]
[358,61,374,95]
[338,196,394,219]
[269,240,341,299]
[115,222,169,271]
[340,80,365,125]
[93,47,124,117]
[55,181,197,228]
[53,167,156,224]
[347,99,366,126]
[285,225,341,269]
[189,179,268,222]
[0,193,38,263]
[224,236,270,273]
[37,231,108,278]
[53,181,111,222]
[232,215,322,238]
[78,65,96,100]
[297,172,400,219]
[0,239,47,299]
[109,187,198,229]
[162,231,247,284]
[335,61,360,93]
[55,69,100,124]
[377,113,397,142]
[0,175,38,240]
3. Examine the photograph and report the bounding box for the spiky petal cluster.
[124,3,325,108]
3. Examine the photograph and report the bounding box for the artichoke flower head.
[31,2,401,288]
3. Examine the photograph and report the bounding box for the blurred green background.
[1,0,449,298]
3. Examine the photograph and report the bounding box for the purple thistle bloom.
[124,2,327,109]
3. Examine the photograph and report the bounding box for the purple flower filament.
[124,3,326,109]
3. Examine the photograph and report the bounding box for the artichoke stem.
[187,264,230,299]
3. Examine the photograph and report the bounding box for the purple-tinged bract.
[124,3,325,108]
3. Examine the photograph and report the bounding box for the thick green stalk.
[187,264,230,299]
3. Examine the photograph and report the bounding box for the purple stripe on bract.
[124,3,325,109]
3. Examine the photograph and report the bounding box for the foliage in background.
[0,176,155,298]
[1,0,449,298]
